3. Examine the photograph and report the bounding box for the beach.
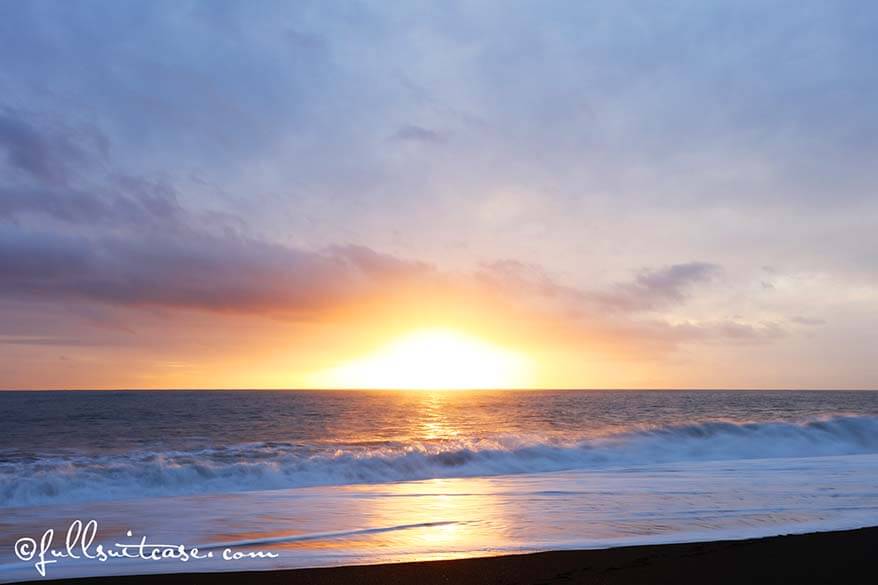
[35,527,877,585]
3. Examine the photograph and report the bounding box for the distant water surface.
[4,389,878,450]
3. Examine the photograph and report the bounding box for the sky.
[1,0,877,389]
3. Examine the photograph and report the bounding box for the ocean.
[2,390,878,581]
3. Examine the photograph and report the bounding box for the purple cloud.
[596,262,722,311]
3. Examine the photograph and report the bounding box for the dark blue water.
[2,390,878,507]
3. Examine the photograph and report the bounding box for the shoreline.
[33,526,878,585]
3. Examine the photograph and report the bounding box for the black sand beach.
[38,526,877,585]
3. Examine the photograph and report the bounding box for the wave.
[3,415,878,506]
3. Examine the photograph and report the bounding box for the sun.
[310,328,532,390]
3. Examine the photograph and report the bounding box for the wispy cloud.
[390,125,446,144]
[596,262,722,312]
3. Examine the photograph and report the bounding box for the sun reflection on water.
[262,477,506,563]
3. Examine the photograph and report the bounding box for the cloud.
[472,259,771,351]
[480,259,721,313]
[0,108,113,181]
[0,184,736,359]
[0,180,184,226]
[598,262,722,311]
[0,113,430,317]
[0,107,775,361]
[390,125,445,144]
[791,315,827,326]
[0,215,742,356]
[0,111,88,185]
[0,336,101,346]
[4,2,874,387]
[0,112,181,226]
[0,226,432,315]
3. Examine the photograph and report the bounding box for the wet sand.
[38,526,877,585]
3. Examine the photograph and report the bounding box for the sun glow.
[311,329,532,390]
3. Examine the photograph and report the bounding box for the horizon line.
[1,387,877,392]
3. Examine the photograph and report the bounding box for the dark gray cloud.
[0,110,435,315]
[0,224,431,314]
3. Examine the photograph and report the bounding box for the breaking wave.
[3,415,878,506]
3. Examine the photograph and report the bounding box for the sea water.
[1,390,877,581]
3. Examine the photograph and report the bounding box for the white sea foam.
[2,415,877,506]
[3,454,878,583]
